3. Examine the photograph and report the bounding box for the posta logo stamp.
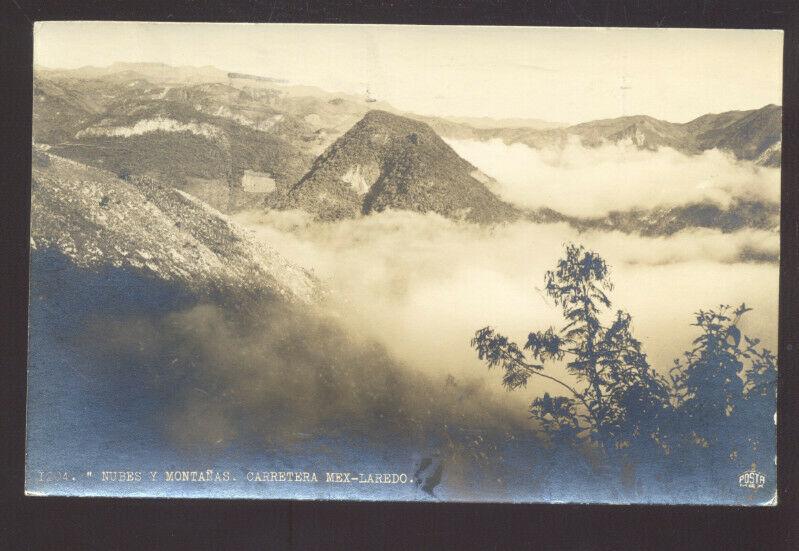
[738,464,766,490]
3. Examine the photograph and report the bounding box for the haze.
[34,22,783,124]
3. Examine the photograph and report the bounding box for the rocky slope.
[31,150,319,304]
[284,110,519,223]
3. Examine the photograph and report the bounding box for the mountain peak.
[362,109,403,122]
[362,108,423,123]
[356,109,438,139]
[284,111,518,223]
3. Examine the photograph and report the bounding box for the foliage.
[669,304,777,472]
[473,243,777,486]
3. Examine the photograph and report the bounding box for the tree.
[472,243,672,468]
[669,304,777,475]
[473,243,778,498]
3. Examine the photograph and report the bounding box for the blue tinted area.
[25,250,776,504]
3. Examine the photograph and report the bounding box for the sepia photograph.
[25,22,782,504]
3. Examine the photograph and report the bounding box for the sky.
[34,22,783,124]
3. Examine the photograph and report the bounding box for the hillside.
[284,110,520,223]
[33,78,136,144]
[31,150,320,304]
[36,88,315,212]
[690,104,782,162]
[439,106,782,165]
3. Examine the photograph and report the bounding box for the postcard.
[26,22,781,504]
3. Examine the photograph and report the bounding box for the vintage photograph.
[26,23,781,504]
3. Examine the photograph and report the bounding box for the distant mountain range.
[38,62,231,85]
[36,63,782,166]
[532,200,779,240]
[32,63,782,234]
[427,105,782,166]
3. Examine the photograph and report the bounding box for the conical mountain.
[286,110,519,223]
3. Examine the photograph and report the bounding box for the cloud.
[232,210,779,395]
[445,138,781,217]
[71,207,778,475]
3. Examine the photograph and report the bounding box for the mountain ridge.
[30,65,782,234]
[35,64,781,166]
[450,105,782,164]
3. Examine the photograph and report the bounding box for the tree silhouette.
[669,304,777,476]
[473,243,778,496]
[472,243,672,467]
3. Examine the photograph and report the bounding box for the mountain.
[35,64,394,154]
[436,106,782,166]
[35,82,316,212]
[433,115,565,130]
[35,64,782,167]
[227,72,288,84]
[283,110,520,223]
[32,68,387,212]
[31,149,320,304]
[417,115,565,140]
[30,64,782,235]
[688,104,782,162]
[573,115,696,151]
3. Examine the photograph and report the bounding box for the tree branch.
[502,350,595,420]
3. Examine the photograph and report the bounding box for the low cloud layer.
[233,210,779,399]
[445,138,780,217]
